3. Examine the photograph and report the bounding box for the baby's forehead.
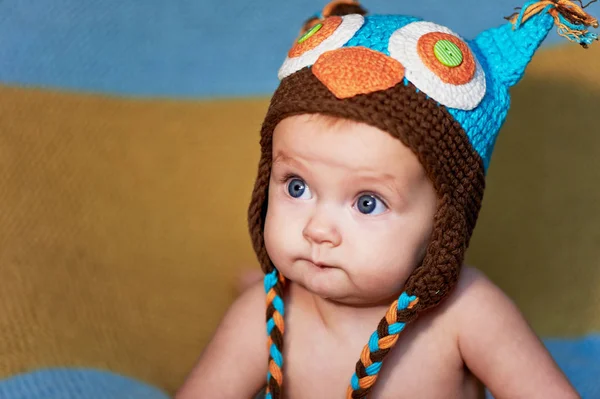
[273,114,426,181]
[302,113,358,128]
[280,113,377,131]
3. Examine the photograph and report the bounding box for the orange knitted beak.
[312,47,405,99]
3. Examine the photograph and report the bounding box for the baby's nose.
[302,213,342,247]
[312,47,405,99]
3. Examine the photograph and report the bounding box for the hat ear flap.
[247,114,274,274]
[405,193,471,310]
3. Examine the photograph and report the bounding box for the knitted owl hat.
[247,1,598,398]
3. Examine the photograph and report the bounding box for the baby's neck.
[290,283,398,341]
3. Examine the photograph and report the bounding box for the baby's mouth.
[305,258,336,269]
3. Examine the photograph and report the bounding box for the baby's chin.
[278,259,409,305]
[294,278,404,307]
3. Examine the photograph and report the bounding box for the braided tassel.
[346,292,419,399]
[264,269,286,399]
[508,0,598,47]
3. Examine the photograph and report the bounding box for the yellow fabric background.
[0,45,599,394]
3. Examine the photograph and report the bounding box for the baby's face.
[264,114,437,305]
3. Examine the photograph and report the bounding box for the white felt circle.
[388,21,486,110]
[278,14,365,80]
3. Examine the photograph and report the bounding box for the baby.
[177,1,598,398]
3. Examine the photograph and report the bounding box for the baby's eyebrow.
[353,172,397,184]
[350,172,404,195]
[272,151,292,165]
[272,151,305,169]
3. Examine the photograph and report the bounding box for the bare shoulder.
[455,265,497,294]
[446,266,579,398]
[226,279,267,321]
[443,265,528,338]
[444,265,514,315]
[199,279,267,340]
[175,280,268,398]
[439,265,525,351]
[210,278,268,351]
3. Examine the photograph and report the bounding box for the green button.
[298,23,323,44]
[433,40,463,67]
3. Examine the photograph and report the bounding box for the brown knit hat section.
[248,67,486,312]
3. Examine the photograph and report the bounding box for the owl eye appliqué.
[388,21,486,110]
[278,14,365,80]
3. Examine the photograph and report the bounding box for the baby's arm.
[175,281,268,399]
[454,267,579,398]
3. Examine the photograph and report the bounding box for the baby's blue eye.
[356,194,387,215]
[287,178,311,199]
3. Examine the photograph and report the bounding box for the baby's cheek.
[264,214,286,263]
[360,260,410,293]
[264,203,303,270]
[347,234,416,293]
